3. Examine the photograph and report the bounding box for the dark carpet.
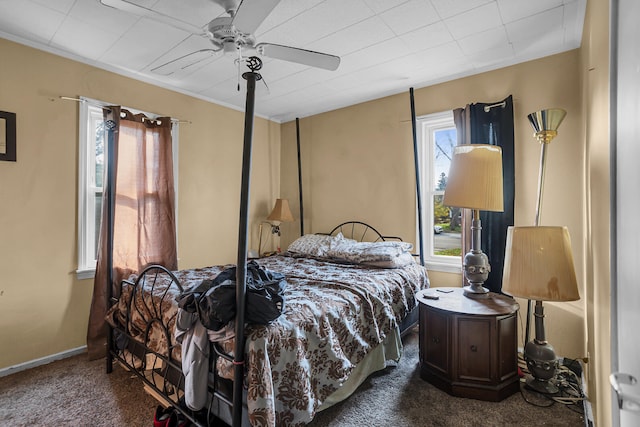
[0,328,584,426]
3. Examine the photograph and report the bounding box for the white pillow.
[286,233,339,258]
[361,251,415,268]
[326,239,413,265]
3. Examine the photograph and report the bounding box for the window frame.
[416,110,462,274]
[76,97,179,279]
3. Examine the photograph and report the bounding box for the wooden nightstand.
[417,287,520,401]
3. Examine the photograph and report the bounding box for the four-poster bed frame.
[104,61,428,427]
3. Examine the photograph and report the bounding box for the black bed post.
[233,57,262,427]
[105,110,117,374]
[296,117,304,236]
[409,88,425,266]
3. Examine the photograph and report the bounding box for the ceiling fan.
[99,0,341,76]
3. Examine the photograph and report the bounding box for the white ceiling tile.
[468,43,515,69]
[511,28,564,61]
[50,16,122,61]
[338,37,413,75]
[259,59,309,83]
[496,0,563,24]
[91,0,145,33]
[430,0,494,19]
[0,1,65,43]
[505,6,563,44]
[256,0,326,35]
[259,0,374,47]
[124,0,159,8]
[200,79,245,103]
[379,0,440,36]
[160,56,235,92]
[99,18,190,71]
[398,21,453,53]
[444,1,502,40]
[144,34,219,74]
[412,56,474,83]
[395,41,466,72]
[261,67,334,98]
[313,71,364,92]
[306,16,396,57]
[362,0,410,14]
[151,0,225,28]
[457,25,509,55]
[30,0,75,14]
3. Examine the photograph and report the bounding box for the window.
[417,111,461,273]
[76,98,179,279]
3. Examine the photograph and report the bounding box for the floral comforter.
[107,255,429,427]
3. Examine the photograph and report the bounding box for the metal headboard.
[321,221,402,242]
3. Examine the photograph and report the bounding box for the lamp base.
[463,284,490,298]
[525,376,559,394]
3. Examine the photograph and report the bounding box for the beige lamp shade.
[443,144,504,212]
[502,226,580,302]
[267,198,294,222]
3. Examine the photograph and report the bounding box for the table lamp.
[258,198,294,255]
[502,225,580,394]
[443,144,504,298]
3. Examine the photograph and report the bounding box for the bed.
[106,221,429,427]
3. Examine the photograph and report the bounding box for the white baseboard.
[0,346,87,378]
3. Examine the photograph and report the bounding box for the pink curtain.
[86,106,177,360]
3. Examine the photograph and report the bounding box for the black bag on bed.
[178,261,286,330]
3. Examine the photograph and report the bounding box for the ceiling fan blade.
[151,49,220,76]
[99,0,205,35]
[256,43,340,71]
[232,0,280,34]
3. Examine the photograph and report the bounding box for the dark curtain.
[453,95,514,293]
[86,106,178,359]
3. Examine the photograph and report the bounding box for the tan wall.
[0,38,280,369]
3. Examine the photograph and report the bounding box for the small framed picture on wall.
[0,110,17,162]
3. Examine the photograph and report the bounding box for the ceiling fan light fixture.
[224,42,239,54]
[101,0,340,75]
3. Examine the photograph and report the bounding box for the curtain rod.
[56,96,191,123]
[484,101,506,112]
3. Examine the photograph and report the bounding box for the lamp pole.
[522,109,567,394]
[524,109,566,347]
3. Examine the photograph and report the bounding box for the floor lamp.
[502,108,580,394]
[524,109,567,351]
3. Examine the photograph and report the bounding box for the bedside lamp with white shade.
[443,144,504,298]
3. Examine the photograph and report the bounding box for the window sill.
[76,268,96,280]
[425,261,462,274]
